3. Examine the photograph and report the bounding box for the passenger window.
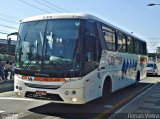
[118,32,126,52]
[139,41,143,54]
[142,42,147,55]
[102,25,116,51]
[144,43,147,55]
[127,36,134,53]
[135,39,140,54]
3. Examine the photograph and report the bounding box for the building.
[0,39,16,55]
[148,53,160,62]
[0,39,16,61]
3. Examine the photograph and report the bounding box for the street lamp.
[147,3,160,6]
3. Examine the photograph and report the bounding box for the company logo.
[28,77,33,81]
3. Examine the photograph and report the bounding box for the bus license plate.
[36,91,47,96]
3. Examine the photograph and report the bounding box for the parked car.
[147,62,158,76]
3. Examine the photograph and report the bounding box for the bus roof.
[21,13,145,42]
[21,13,103,23]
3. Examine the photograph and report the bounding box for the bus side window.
[135,39,140,54]
[139,41,143,55]
[102,25,116,51]
[117,32,126,52]
[127,36,134,53]
[143,42,147,55]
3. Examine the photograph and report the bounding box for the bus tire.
[134,71,140,87]
[102,77,111,99]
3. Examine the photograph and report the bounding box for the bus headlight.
[72,98,77,102]
[17,92,21,96]
[65,78,82,82]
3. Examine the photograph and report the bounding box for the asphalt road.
[0,76,159,119]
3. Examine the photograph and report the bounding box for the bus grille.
[25,83,61,89]
[25,91,64,101]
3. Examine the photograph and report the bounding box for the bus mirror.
[7,32,18,37]
[7,32,19,41]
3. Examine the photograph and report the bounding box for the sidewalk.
[111,82,160,119]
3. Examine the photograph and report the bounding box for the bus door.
[83,20,102,101]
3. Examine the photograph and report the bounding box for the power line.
[0,16,19,23]
[41,0,70,13]
[0,31,8,34]
[33,0,62,13]
[0,15,19,22]
[0,30,9,32]
[0,24,18,30]
[146,38,160,39]
[147,41,160,42]
[19,0,50,13]
[0,18,19,24]
[0,11,20,20]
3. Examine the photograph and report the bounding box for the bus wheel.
[102,79,111,99]
[134,72,140,87]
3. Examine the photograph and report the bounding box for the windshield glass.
[16,19,81,73]
[147,63,154,67]
[16,21,46,70]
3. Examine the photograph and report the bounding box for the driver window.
[84,20,101,73]
[85,21,96,62]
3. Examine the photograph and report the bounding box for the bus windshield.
[15,19,81,73]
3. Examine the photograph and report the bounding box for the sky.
[0,0,160,53]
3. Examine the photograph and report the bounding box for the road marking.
[94,83,153,119]
[0,111,4,113]
[0,97,35,101]
[0,97,52,103]
[0,97,46,102]
[42,116,62,119]
[109,83,156,119]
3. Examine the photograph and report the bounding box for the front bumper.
[14,76,86,104]
[147,70,157,75]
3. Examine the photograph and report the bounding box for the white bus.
[9,13,147,104]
